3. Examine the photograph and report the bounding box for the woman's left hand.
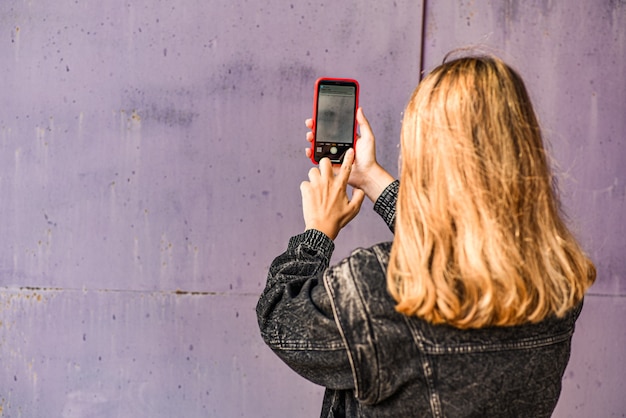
[300,149,365,240]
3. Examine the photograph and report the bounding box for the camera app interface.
[315,83,356,162]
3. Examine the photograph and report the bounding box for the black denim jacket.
[257,181,582,417]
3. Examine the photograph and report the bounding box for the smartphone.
[311,77,359,164]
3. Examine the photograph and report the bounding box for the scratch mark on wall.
[189,242,200,283]
[133,236,143,278]
[77,112,85,141]
[35,228,53,278]
[173,290,214,296]
[160,233,174,284]
[13,26,20,62]
[35,126,48,178]
[0,286,258,299]
[14,148,21,179]
[1,127,12,149]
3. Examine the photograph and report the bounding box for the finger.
[356,107,372,136]
[299,180,311,199]
[305,147,312,159]
[342,148,355,167]
[338,148,355,182]
[350,188,366,211]
[340,187,365,228]
[306,131,314,143]
[318,157,333,178]
[307,166,321,182]
[305,118,313,129]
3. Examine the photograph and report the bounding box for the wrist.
[359,164,395,203]
[291,229,335,259]
[305,225,339,241]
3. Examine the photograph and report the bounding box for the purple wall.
[0,1,420,416]
[421,2,626,416]
[0,0,623,416]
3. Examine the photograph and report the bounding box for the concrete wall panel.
[422,1,626,415]
[0,289,320,417]
[1,0,623,416]
[1,0,422,416]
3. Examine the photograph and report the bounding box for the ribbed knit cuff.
[288,229,335,260]
[373,180,398,231]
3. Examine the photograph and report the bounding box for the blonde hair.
[388,54,596,329]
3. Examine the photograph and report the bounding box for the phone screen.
[313,79,358,163]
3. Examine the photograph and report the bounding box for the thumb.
[349,188,366,214]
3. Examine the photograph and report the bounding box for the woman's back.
[322,241,581,417]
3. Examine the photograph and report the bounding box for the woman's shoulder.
[348,241,393,266]
[327,241,393,283]
[323,241,395,310]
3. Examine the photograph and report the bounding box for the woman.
[256,54,596,417]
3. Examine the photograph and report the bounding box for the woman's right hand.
[305,107,394,203]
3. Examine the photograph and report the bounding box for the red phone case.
[311,77,359,165]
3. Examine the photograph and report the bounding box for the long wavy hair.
[387,54,596,329]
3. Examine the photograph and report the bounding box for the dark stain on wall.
[123,87,199,129]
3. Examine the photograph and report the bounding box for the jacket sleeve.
[255,180,399,389]
[256,229,354,389]
[373,180,399,233]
